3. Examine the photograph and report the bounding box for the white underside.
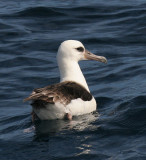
[33,97,97,120]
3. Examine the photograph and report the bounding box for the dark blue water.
[0,0,146,159]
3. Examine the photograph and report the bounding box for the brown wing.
[24,81,92,106]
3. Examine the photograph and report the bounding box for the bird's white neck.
[57,57,90,92]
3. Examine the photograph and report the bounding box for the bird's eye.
[76,47,84,52]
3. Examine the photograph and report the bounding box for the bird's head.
[57,40,107,63]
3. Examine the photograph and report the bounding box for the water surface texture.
[0,0,146,159]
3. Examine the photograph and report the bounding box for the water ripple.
[0,1,146,159]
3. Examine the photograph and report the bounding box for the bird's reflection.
[33,111,99,140]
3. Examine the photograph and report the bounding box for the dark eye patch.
[76,47,84,52]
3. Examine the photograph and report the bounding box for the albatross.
[24,40,107,120]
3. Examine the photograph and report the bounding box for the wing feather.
[24,81,92,106]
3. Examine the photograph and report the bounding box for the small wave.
[14,7,66,18]
[0,56,49,68]
[0,114,28,125]
[0,113,30,135]
[95,97,113,107]
[111,96,146,131]
[0,21,13,30]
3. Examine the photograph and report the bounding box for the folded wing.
[24,81,92,106]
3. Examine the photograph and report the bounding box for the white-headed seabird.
[24,40,107,121]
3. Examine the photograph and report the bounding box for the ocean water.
[0,0,146,159]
